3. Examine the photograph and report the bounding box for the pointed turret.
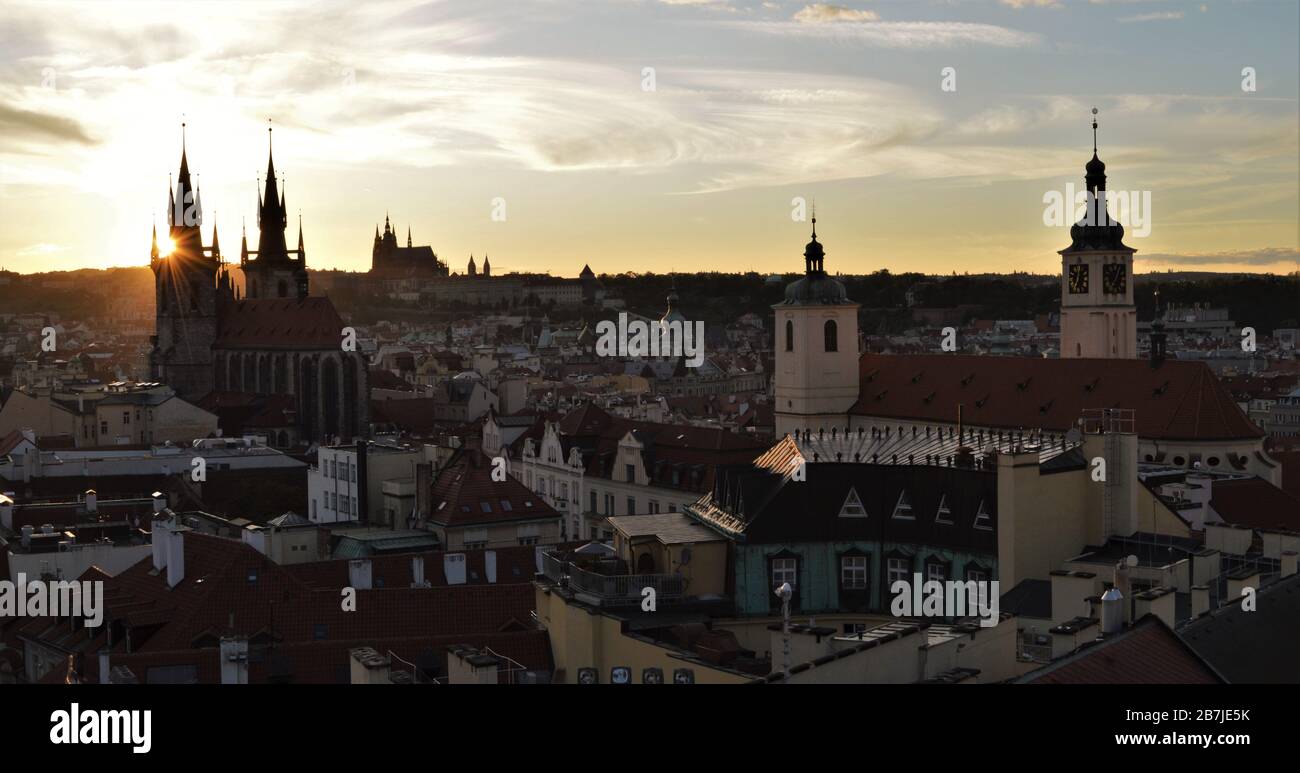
[240,219,249,265]
[407,225,412,248]
[297,213,306,260]
[210,220,220,258]
[151,222,160,260]
[255,123,290,263]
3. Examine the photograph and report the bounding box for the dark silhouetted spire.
[151,221,159,260]
[255,122,290,262]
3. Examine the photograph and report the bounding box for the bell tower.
[1060,109,1137,359]
[773,216,861,437]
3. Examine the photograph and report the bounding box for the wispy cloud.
[792,4,879,23]
[1118,11,1184,23]
[722,19,1040,48]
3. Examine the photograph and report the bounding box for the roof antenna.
[1091,107,1099,154]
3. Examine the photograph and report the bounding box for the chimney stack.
[152,491,166,514]
[1100,587,1124,634]
[1191,584,1210,618]
[0,492,13,531]
[151,514,170,572]
[166,524,189,588]
[348,559,373,590]
[410,555,427,588]
[220,636,249,684]
[84,489,98,514]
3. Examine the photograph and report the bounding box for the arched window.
[824,319,838,352]
[785,320,794,352]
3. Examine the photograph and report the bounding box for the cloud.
[0,103,96,145]
[1118,11,1183,23]
[1139,248,1300,267]
[999,0,1062,8]
[792,4,879,23]
[723,19,1040,47]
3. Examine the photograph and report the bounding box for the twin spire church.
[148,126,368,444]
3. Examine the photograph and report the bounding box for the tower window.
[824,320,838,352]
[785,320,794,351]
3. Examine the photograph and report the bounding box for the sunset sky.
[0,0,1296,277]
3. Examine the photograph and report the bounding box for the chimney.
[98,650,111,685]
[1100,587,1124,634]
[220,636,249,685]
[1281,550,1298,579]
[349,647,392,685]
[447,645,500,685]
[151,491,166,514]
[151,515,170,572]
[348,559,373,590]
[1191,584,1210,618]
[0,493,13,531]
[1114,557,1134,624]
[410,555,427,588]
[21,525,33,549]
[84,489,97,514]
[166,525,189,588]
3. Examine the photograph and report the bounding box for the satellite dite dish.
[642,667,664,684]
[1064,428,1083,445]
[577,668,598,684]
[611,666,631,685]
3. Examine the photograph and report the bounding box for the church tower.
[1060,109,1137,359]
[241,125,309,300]
[773,217,861,437]
[150,125,220,401]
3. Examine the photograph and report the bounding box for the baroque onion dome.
[781,216,849,306]
[1066,109,1131,252]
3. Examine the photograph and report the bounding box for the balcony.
[541,550,685,607]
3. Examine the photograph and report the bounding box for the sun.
[161,237,176,256]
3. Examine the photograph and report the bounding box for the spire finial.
[1091,106,1099,154]
[810,198,817,240]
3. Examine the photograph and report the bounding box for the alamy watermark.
[0,574,103,626]
[595,313,705,368]
[889,573,999,628]
[1042,184,1151,238]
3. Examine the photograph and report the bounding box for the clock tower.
[1060,110,1136,359]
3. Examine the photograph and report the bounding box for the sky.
[0,0,1296,278]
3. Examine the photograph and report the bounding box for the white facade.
[773,300,861,438]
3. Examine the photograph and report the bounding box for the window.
[604,494,614,515]
[627,496,636,515]
[500,500,512,512]
[887,557,910,587]
[843,623,868,635]
[668,504,677,512]
[772,557,798,589]
[925,561,947,583]
[99,420,108,435]
[785,320,794,351]
[625,464,636,483]
[824,319,838,352]
[123,411,131,425]
[838,487,867,518]
[841,555,868,590]
[480,501,493,513]
[966,566,988,584]
[589,491,597,514]
[649,500,659,514]
[464,541,487,550]
[891,490,914,520]
[973,499,993,531]
[351,465,357,482]
[935,494,953,525]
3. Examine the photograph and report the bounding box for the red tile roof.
[849,354,1263,441]
[1019,615,1223,684]
[428,450,560,528]
[214,297,346,349]
[1208,477,1300,532]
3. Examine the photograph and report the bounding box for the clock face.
[1103,263,1127,295]
[1068,264,1089,294]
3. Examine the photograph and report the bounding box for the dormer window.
[935,494,953,525]
[973,499,993,531]
[891,490,914,520]
[838,487,867,518]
